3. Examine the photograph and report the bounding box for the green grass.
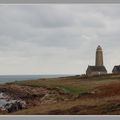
[13,80,94,95]
[60,86,89,94]
[55,86,90,94]
[10,74,120,96]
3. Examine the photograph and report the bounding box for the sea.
[0,75,71,84]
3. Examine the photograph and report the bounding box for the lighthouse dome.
[97,45,102,51]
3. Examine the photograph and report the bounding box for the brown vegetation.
[1,74,120,115]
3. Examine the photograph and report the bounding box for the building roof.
[87,65,107,72]
[112,65,120,72]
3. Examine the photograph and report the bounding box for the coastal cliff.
[0,74,120,115]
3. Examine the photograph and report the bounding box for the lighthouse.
[95,45,103,66]
[86,45,107,76]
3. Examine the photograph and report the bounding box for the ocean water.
[0,75,70,84]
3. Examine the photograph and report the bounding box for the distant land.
[0,74,120,115]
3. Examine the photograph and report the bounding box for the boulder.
[3,100,26,113]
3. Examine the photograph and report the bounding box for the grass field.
[1,74,120,115]
[12,74,120,95]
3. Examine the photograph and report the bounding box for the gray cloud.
[0,4,120,74]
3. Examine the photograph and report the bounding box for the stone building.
[86,45,107,76]
[112,65,120,74]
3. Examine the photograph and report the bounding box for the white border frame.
[0,1,120,119]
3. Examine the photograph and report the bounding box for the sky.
[0,4,120,75]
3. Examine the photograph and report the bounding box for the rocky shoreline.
[0,84,74,114]
[0,92,26,113]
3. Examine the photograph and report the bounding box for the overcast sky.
[0,4,120,75]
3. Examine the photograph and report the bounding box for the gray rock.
[3,100,26,113]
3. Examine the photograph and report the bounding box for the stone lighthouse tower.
[86,45,107,76]
[95,45,103,66]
